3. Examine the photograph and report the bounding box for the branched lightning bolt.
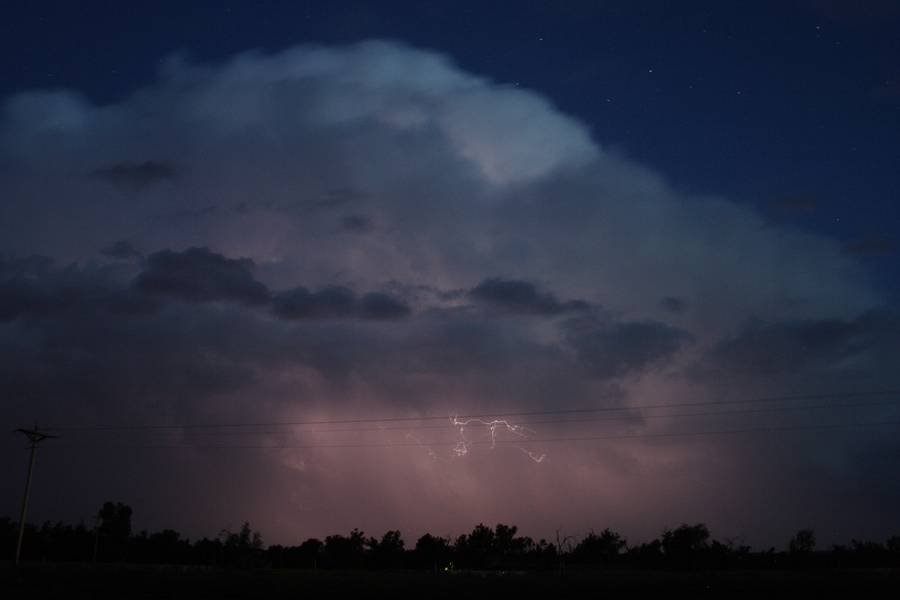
[450,416,470,457]
[449,415,545,462]
[519,447,547,463]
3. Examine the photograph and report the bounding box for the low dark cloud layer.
[339,214,375,234]
[101,240,143,260]
[135,247,271,306]
[699,310,900,382]
[271,285,357,319]
[565,316,692,379]
[0,256,158,321]
[359,292,412,320]
[660,296,687,313]
[468,277,590,316]
[271,286,410,321]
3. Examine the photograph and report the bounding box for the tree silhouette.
[571,528,626,565]
[625,539,663,568]
[323,529,367,568]
[298,537,324,568]
[220,522,264,568]
[369,530,405,568]
[661,523,710,568]
[414,533,451,572]
[96,501,132,562]
[887,535,900,554]
[455,523,494,569]
[788,529,816,554]
[4,502,900,572]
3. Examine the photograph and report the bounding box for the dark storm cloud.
[101,240,143,260]
[468,277,590,316]
[0,301,267,430]
[381,281,450,304]
[0,256,55,320]
[0,251,409,415]
[698,310,900,379]
[1,250,618,413]
[0,275,52,321]
[167,205,219,220]
[0,256,158,321]
[360,292,412,319]
[564,316,692,379]
[271,286,410,321]
[271,286,358,319]
[90,160,178,189]
[313,187,367,210]
[3,248,417,325]
[339,214,375,233]
[661,296,688,313]
[400,312,570,378]
[0,254,578,430]
[134,247,271,306]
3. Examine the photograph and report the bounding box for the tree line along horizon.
[4,501,900,571]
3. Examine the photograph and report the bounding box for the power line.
[44,389,900,433]
[57,398,900,438]
[47,419,900,450]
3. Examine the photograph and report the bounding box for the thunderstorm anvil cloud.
[0,41,898,547]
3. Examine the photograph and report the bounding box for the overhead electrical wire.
[42,389,900,433]
[19,389,899,454]
[45,419,900,450]
[50,397,900,438]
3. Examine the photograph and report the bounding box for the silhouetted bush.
[268,537,322,569]
[368,530,405,569]
[96,501,132,562]
[452,523,551,570]
[625,539,663,568]
[413,533,451,572]
[322,529,367,568]
[662,522,710,567]
[571,528,626,565]
[788,528,816,554]
[220,522,264,569]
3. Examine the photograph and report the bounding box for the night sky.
[2,1,899,549]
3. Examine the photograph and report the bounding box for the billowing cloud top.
[1,41,898,547]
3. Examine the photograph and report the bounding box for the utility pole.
[14,426,57,568]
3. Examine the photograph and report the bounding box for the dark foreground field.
[3,565,900,599]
